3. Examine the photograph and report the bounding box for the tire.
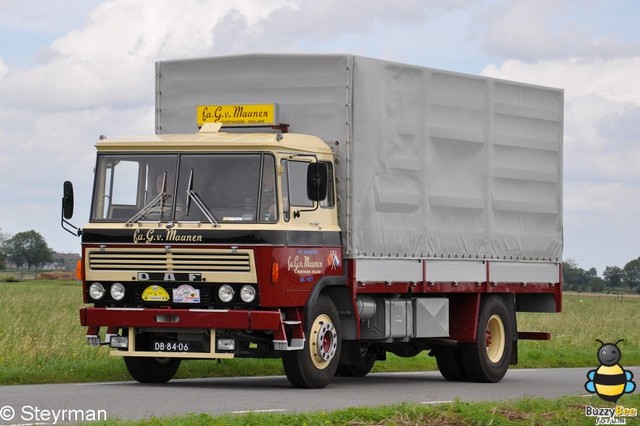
[282,295,341,388]
[460,295,513,383]
[336,344,377,377]
[124,357,181,383]
[433,346,468,382]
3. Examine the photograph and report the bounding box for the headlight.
[218,284,234,303]
[110,283,125,301]
[89,282,105,300]
[240,285,256,303]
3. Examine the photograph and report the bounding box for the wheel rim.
[485,314,505,363]
[309,314,338,369]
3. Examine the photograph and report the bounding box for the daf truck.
[62,54,563,388]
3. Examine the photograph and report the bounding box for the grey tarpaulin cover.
[156,54,563,261]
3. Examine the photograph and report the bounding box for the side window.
[281,159,335,221]
[320,161,335,208]
[288,161,314,208]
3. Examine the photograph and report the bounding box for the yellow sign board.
[141,285,170,302]
[197,104,277,126]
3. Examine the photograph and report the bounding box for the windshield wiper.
[185,169,219,226]
[125,172,171,225]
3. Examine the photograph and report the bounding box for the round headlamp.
[110,282,126,301]
[89,282,105,300]
[218,284,235,303]
[240,285,256,303]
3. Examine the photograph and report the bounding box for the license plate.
[152,340,193,353]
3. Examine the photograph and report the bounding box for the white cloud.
[563,180,640,272]
[483,57,640,103]
[0,57,7,79]
[2,0,471,254]
[2,0,639,273]
[473,0,640,61]
[0,1,300,111]
[565,181,640,214]
[0,0,100,32]
[263,0,470,41]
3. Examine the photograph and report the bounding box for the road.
[0,367,618,423]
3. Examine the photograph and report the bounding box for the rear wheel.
[336,343,377,377]
[282,295,341,388]
[433,345,468,381]
[124,357,181,383]
[460,296,513,383]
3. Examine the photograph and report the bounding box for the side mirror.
[307,162,328,202]
[63,181,75,219]
[61,181,81,237]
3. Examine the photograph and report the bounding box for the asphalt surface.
[0,367,629,423]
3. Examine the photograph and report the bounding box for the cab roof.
[95,130,333,155]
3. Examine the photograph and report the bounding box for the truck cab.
[65,124,345,387]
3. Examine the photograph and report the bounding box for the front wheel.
[124,357,181,383]
[460,296,513,383]
[282,295,341,388]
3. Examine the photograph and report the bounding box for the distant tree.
[589,277,606,293]
[603,266,623,290]
[0,228,9,269]
[623,257,640,290]
[563,259,592,291]
[2,230,52,270]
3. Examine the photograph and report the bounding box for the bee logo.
[585,339,635,403]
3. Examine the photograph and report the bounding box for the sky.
[0,0,639,275]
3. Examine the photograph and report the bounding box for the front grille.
[88,250,251,272]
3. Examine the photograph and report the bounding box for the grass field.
[1,280,638,385]
[2,281,639,424]
[91,395,640,425]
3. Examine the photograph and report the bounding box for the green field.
[1,280,638,385]
[1,281,639,424]
[80,395,640,425]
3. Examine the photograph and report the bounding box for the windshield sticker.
[173,285,201,304]
[141,285,170,302]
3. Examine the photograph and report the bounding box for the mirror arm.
[61,204,82,236]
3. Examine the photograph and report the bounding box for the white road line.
[420,400,454,405]
[230,409,287,414]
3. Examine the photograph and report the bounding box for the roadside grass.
[91,394,640,425]
[517,291,640,368]
[0,281,639,385]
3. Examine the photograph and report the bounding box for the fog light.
[218,285,234,303]
[217,338,235,351]
[110,282,125,301]
[110,336,129,349]
[240,285,256,303]
[89,282,105,300]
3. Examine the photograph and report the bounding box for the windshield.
[91,153,277,223]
